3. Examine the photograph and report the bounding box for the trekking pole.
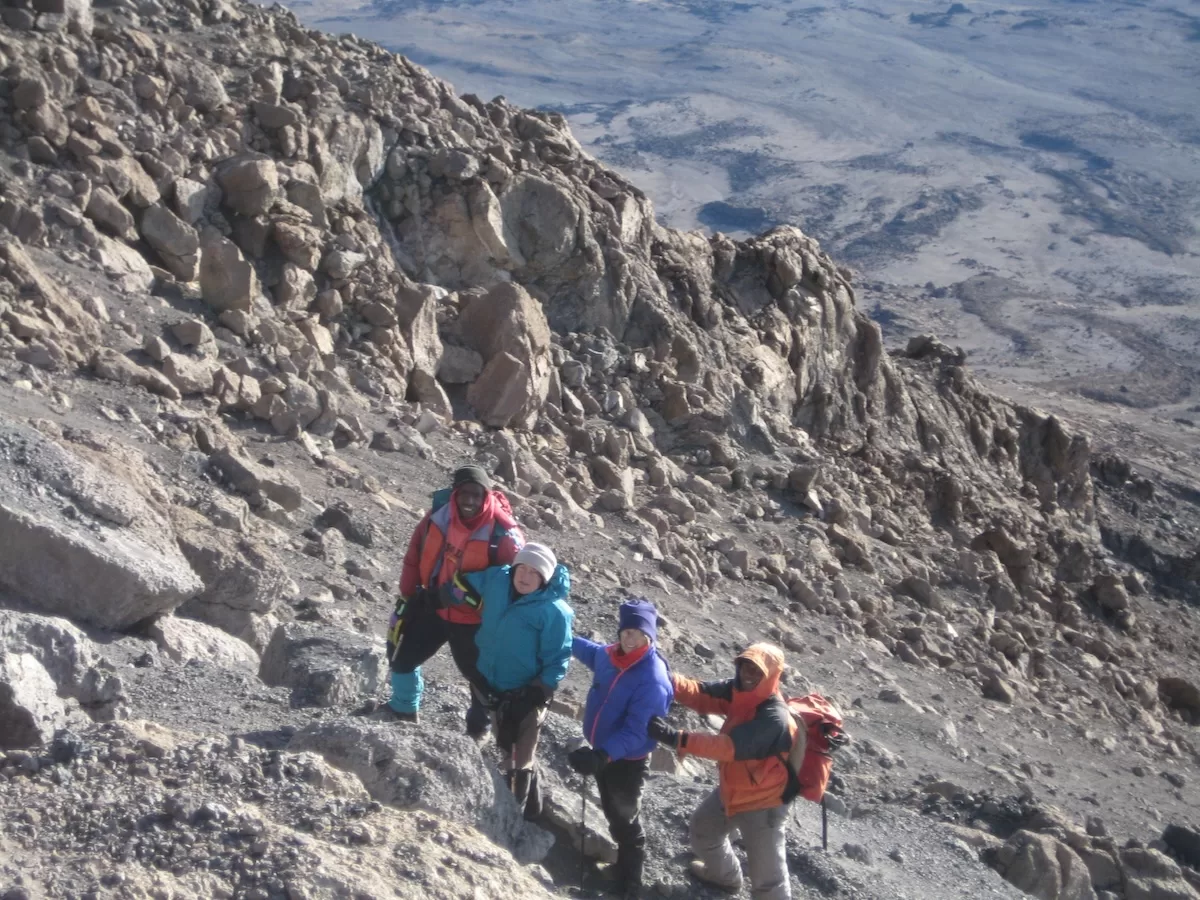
[580,782,588,894]
[821,796,828,851]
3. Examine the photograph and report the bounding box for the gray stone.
[209,449,304,512]
[146,616,260,671]
[984,830,1096,900]
[291,718,554,864]
[85,185,136,239]
[200,229,258,312]
[215,155,278,216]
[0,653,68,750]
[437,343,484,384]
[162,57,228,112]
[0,610,125,719]
[162,354,217,395]
[140,203,199,280]
[259,623,384,708]
[0,418,201,630]
[172,507,297,649]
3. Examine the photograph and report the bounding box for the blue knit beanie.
[618,598,658,643]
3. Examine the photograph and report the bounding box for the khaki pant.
[491,705,545,772]
[690,787,791,900]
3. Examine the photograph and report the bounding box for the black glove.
[410,587,439,613]
[567,745,608,775]
[502,683,551,730]
[518,682,553,708]
[647,716,681,748]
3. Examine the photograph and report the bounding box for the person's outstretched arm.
[678,699,792,762]
[571,635,603,671]
[671,673,734,717]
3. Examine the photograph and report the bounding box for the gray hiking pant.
[690,787,791,900]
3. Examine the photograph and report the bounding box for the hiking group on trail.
[372,465,846,899]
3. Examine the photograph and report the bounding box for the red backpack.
[779,693,848,804]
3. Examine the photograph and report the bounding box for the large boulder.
[459,283,553,428]
[1158,676,1200,724]
[215,154,279,217]
[171,507,296,650]
[161,57,228,113]
[0,610,125,719]
[458,281,551,366]
[467,351,540,429]
[396,283,444,377]
[208,448,304,511]
[30,0,93,34]
[1119,847,1200,900]
[145,615,260,671]
[140,203,200,281]
[0,419,202,630]
[290,718,554,864]
[199,229,258,312]
[0,653,68,749]
[258,623,384,708]
[984,830,1097,900]
[92,348,182,401]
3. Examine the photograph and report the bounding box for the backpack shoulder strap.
[488,520,507,566]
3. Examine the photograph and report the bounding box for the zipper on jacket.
[588,651,650,747]
[589,667,630,745]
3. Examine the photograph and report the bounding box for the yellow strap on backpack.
[452,572,484,611]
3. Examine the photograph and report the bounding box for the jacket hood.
[734,642,785,701]
[513,562,571,605]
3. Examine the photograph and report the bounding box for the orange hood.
[731,642,786,711]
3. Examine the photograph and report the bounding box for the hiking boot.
[523,769,544,820]
[367,705,419,724]
[618,845,645,899]
[688,860,742,894]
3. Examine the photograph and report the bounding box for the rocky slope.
[0,0,1197,897]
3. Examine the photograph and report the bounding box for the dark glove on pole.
[567,745,608,775]
[647,716,682,748]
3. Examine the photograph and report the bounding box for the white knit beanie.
[514,543,557,584]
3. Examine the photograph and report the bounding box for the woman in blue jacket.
[443,542,573,820]
[568,597,673,900]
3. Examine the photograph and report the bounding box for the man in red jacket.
[382,465,523,731]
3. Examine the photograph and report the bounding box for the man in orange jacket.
[648,643,795,899]
[382,465,523,731]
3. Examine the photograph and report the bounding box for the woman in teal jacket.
[443,542,573,818]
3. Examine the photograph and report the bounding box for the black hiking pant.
[387,604,487,714]
[596,756,650,891]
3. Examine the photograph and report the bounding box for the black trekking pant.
[387,604,487,713]
[596,757,649,889]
